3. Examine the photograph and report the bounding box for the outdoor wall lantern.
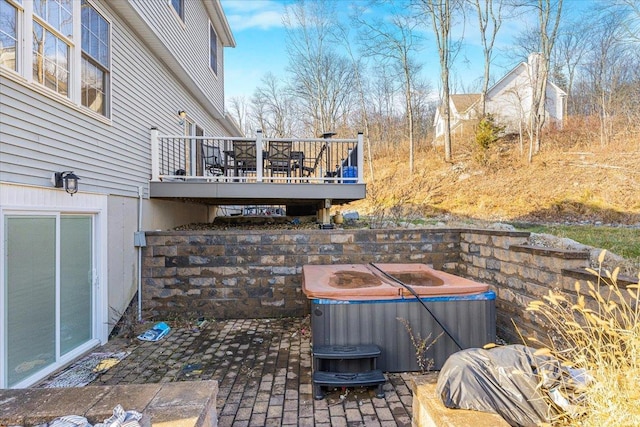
[177,110,187,125]
[52,171,80,196]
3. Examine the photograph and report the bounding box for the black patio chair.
[232,140,258,176]
[266,140,293,177]
[296,143,327,177]
[202,144,225,176]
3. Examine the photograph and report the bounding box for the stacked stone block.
[142,226,622,346]
[141,229,461,320]
[458,230,590,344]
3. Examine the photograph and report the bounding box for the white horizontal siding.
[0,0,231,198]
[129,0,225,114]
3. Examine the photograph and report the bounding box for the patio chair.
[266,140,293,177]
[202,144,225,176]
[296,143,327,177]
[232,140,258,176]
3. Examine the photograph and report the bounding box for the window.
[81,0,110,116]
[31,0,72,96]
[170,0,183,21]
[2,0,111,118]
[0,0,19,71]
[209,23,217,75]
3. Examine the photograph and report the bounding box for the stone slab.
[411,373,510,427]
[0,381,218,427]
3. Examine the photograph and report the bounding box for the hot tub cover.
[302,263,489,300]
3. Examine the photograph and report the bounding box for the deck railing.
[150,129,364,184]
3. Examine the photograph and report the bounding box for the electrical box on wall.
[134,231,146,247]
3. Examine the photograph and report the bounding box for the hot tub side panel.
[311,296,496,372]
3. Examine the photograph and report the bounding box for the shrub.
[475,114,505,150]
[397,317,442,373]
[525,251,640,426]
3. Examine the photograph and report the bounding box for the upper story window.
[209,23,217,75]
[81,0,110,116]
[32,0,73,97]
[1,0,111,118]
[0,0,19,71]
[170,0,183,21]
[34,0,73,36]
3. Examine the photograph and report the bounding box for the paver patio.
[50,317,414,426]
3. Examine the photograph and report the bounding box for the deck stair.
[312,344,386,400]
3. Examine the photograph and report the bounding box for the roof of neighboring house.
[433,93,481,125]
[487,61,567,98]
[450,94,481,114]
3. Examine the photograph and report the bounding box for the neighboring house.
[434,54,567,140]
[0,0,239,388]
[433,93,481,140]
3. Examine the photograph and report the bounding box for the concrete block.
[411,373,509,427]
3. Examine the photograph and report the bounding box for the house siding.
[0,0,230,198]
[485,64,532,131]
[545,83,564,124]
[0,0,234,341]
[128,0,225,115]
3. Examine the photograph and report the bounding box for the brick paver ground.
[82,317,414,426]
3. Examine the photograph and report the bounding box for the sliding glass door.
[4,214,94,387]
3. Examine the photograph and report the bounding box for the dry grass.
[524,251,640,426]
[351,127,640,225]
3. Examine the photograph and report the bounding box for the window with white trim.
[209,22,217,75]
[32,0,72,96]
[81,0,110,116]
[0,0,19,71]
[0,0,111,118]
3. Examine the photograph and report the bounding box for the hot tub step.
[313,370,386,400]
[313,344,381,359]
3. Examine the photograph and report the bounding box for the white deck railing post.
[256,130,263,182]
[357,132,364,183]
[189,137,197,177]
[151,127,160,181]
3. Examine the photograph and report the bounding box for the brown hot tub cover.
[302,263,489,300]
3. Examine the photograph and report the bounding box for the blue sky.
[220,0,592,104]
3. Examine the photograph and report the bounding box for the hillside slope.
[350,136,640,226]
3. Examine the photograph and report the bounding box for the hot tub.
[303,263,496,372]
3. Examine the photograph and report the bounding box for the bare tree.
[353,1,424,174]
[369,64,404,152]
[527,0,563,162]
[227,96,254,136]
[469,0,504,116]
[252,72,296,138]
[414,0,463,162]
[555,16,591,115]
[615,0,640,44]
[283,0,354,136]
[580,7,633,147]
[330,22,375,180]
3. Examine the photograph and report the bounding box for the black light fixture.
[53,171,80,196]
[177,110,186,125]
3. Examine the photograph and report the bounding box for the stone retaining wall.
[141,227,632,344]
[457,230,591,343]
[142,229,461,319]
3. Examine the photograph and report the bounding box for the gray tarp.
[436,345,569,427]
